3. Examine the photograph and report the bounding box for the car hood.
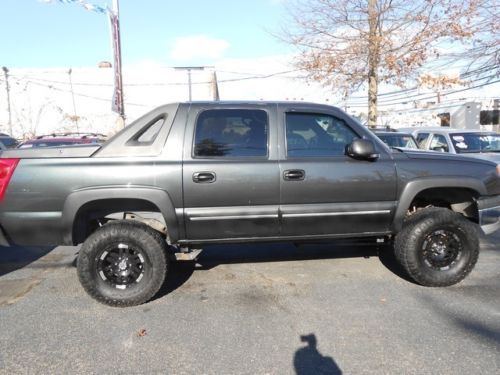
[402,150,498,167]
[456,152,500,164]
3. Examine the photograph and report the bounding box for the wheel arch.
[62,187,181,245]
[392,177,486,232]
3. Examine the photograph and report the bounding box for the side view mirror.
[347,139,379,161]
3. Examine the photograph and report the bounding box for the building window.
[437,113,450,127]
[480,110,500,125]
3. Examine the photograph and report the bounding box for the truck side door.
[278,107,398,237]
[182,105,280,241]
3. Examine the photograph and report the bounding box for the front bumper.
[477,195,500,235]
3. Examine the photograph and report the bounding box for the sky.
[0,0,498,137]
[1,0,291,68]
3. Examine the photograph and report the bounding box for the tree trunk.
[368,63,378,128]
[367,0,378,128]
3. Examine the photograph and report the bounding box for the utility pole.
[174,66,212,101]
[211,70,220,101]
[2,67,12,135]
[67,68,79,131]
[109,0,125,125]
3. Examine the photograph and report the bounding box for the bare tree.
[281,0,482,126]
[452,1,499,73]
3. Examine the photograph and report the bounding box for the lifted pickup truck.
[0,102,499,306]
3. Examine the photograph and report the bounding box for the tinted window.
[449,132,500,153]
[286,113,358,157]
[194,109,268,157]
[377,134,419,149]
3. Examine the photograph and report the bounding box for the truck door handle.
[283,169,305,181]
[193,172,216,183]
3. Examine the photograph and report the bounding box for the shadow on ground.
[294,333,342,374]
[0,245,55,277]
[154,239,410,300]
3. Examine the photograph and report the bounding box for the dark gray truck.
[0,102,499,306]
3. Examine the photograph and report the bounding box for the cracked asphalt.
[0,234,498,374]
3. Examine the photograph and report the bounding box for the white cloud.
[169,35,230,61]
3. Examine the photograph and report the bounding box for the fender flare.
[62,186,180,245]
[392,177,486,232]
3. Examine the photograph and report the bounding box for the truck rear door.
[182,104,280,241]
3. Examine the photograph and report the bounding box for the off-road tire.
[394,207,479,286]
[77,220,168,307]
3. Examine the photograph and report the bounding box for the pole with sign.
[109,0,125,124]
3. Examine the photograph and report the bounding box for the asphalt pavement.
[0,234,499,374]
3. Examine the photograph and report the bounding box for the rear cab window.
[193,109,268,158]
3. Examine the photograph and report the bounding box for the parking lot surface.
[0,235,499,374]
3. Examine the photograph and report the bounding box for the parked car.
[0,133,19,149]
[0,102,499,307]
[406,128,500,164]
[373,131,420,150]
[17,133,107,149]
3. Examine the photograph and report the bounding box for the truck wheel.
[394,207,479,287]
[77,220,168,307]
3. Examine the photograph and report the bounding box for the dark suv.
[0,102,498,307]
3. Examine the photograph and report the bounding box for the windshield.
[450,133,500,153]
[376,134,419,149]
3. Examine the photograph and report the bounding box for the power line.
[345,78,500,108]
[346,64,499,101]
[19,79,148,107]
[345,73,499,106]
[9,69,302,87]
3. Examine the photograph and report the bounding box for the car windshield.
[376,133,419,149]
[450,132,500,153]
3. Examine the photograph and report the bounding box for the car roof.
[408,127,497,134]
[374,131,413,136]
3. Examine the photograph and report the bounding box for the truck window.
[194,109,268,157]
[285,113,358,157]
[416,132,430,148]
[137,117,165,143]
[429,133,449,152]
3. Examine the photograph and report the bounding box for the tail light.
[0,159,20,202]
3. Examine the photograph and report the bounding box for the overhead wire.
[3,64,498,109]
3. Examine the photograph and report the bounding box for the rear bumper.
[0,211,64,246]
[477,195,500,235]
